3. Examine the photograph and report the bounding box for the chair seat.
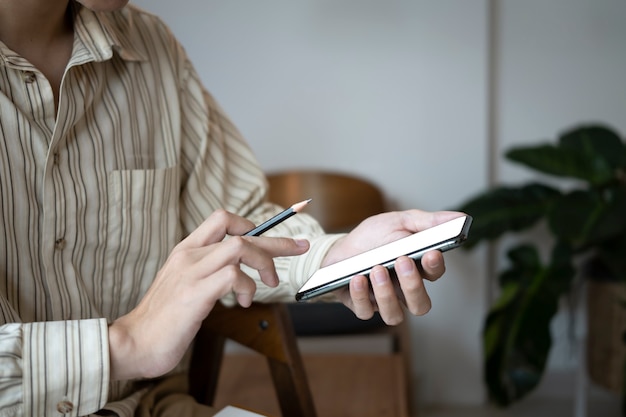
[287,302,386,336]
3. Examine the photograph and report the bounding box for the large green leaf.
[587,186,626,246]
[546,242,577,295]
[506,125,626,185]
[559,125,626,171]
[484,244,575,406]
[547,190,606,248]
[458,183,561,248]
[506,145,613,185]
[549,186,626,251]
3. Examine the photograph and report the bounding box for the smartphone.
[295,215,472,301]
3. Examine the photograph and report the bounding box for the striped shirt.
[0,3,340,416]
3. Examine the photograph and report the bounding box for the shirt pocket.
[104,167,181,314]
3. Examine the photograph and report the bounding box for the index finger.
[194,235,310,287]
[178,209,256,250]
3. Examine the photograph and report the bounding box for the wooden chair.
[188,170,413,416]
[266,169,414,417]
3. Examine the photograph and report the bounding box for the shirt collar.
[71,3,147,65]
[0,4,148,69]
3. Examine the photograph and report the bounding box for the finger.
[348,275,375,320]
[236,236,309,287]
[194,236,278,287]
[395,256,432,316]
[369,265,404,325]
[196,264,258,308]
[420,250,446,281]
[193,235,309,288]
[241,235,310,259]
[178,209,256,250]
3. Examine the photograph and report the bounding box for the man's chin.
[76,0,130,12]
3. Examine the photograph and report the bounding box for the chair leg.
[267,358,317,417]
[396,320,414,417]
[190,302,318,416]
[265,304,317,417]
[189,332,226,405]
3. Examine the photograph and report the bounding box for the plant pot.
[586,280,626,393]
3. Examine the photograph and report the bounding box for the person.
[0,0,463,416]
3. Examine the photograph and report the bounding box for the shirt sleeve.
[0,319,110,417]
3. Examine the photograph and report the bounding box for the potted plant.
[454,124,626,411]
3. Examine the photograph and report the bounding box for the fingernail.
[427,256,440,269]
[353,277,367,291]
[267,275,279,288]
[295,239,309,248]
[237,293,252,308]
[372,267,388,286]
[395,257,415,276]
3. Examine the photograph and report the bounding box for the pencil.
[244,198,312,237]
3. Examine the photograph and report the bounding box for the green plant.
[455,124,626,408]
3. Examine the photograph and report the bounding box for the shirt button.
[22,71,37,83]
[56,399,74,413]
[55,238,66,250]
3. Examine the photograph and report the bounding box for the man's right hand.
[107,209,309,381]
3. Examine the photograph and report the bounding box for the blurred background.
[131,0,626,415]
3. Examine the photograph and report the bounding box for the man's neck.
[0,0,73,55]
[0,0,75,113]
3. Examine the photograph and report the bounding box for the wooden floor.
[213,353,410,417]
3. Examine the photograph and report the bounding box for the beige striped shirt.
[0,4,340,416]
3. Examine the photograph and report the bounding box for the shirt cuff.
[289,233,345,290]
[225,233,345,305]
[22,319,110,417]
[0,323,23,415]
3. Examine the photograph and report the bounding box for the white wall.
[129,0,626,410]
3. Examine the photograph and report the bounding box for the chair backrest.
[267,170,386,233]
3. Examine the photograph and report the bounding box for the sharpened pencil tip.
[291,198,312,213]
